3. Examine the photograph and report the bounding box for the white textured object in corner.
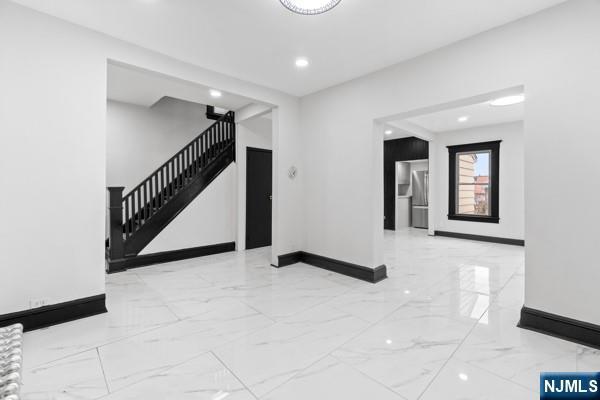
[0,323,23,399]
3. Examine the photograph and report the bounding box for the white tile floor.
[21,229,600,399]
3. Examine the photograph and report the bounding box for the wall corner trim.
[0,294,107,332]
[434,231,524,246]
[276,251,303,268]
[518,306,600,350]
[276,251,387,283]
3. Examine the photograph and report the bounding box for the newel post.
[231,111,236,161]
[107,187,125,261]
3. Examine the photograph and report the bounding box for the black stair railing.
[106,111,235,261]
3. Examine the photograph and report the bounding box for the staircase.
[106,111,235,272]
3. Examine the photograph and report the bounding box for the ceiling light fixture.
[459,373,469,381]
[279,0,342,15]
[385,130,393,135]
[458,116,470,123]
[490,94,525,106]
[209,89,222,98]
[295,58,309,68]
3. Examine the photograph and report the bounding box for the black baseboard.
[276,251,387,283]
[107,242,236,273]
[519,306,600,350]
[435,231,524,246]
[276,251,303,268]
[0,294,107,332]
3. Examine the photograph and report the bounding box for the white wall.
[301,1,600,325]
[141,165,236,254]
[236,116,273,250]
[0,1,301,315]
[106,98,235,254]
[0,1,106,314]
[433,121,524,240]
[106,98,214,192]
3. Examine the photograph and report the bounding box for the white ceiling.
[107,62,255,110]
[406,100,524,133]
[14,0,566,96]
[385,98,524,140]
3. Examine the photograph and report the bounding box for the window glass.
[456,151,490,216]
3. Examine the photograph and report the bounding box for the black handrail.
[121,111,235,238]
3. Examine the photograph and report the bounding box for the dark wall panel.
[383,137,429,230]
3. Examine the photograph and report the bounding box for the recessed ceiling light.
[386,339,393,345]
[458,116,470,123]
[459,373,469,381]
[209,89,222,98]
[280,0,342,15]
[385,129,393,135]
[490,94,525,106]
[295,58,309,68]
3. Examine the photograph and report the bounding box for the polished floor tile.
[453,304,577,392]
[98,298,273,391]
[262,356,403,400]
[21,349,108,400]
[21,228,600,399]
[213,304,369,397]
[100,352,254,400]
[419,359,535,400]
[332,311,475,399]
[577,347,600,371]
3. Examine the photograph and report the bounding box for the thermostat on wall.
[288,166,298,179]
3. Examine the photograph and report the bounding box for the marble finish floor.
[22,229,600,399]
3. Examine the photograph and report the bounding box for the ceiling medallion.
[279,0,342,15]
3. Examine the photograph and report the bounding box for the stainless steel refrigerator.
[411,171,429,229]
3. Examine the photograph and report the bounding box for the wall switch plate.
[29,298,50,309]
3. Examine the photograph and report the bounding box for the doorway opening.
[104,60,275,271]
[235,110,274,251]
[377,85,525,242]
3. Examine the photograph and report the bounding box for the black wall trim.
[246,146,273,154]
[435,230,524,246]
[276,251,303,268]
[0,294,106,332]
[206,105,225,121]
[108,242,235,273]
[519,307,600,350]
[447,215,500,224]
[276,251,387,283]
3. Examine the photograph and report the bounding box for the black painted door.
[246,148,272,249]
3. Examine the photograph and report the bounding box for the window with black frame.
[447,141,501,223]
